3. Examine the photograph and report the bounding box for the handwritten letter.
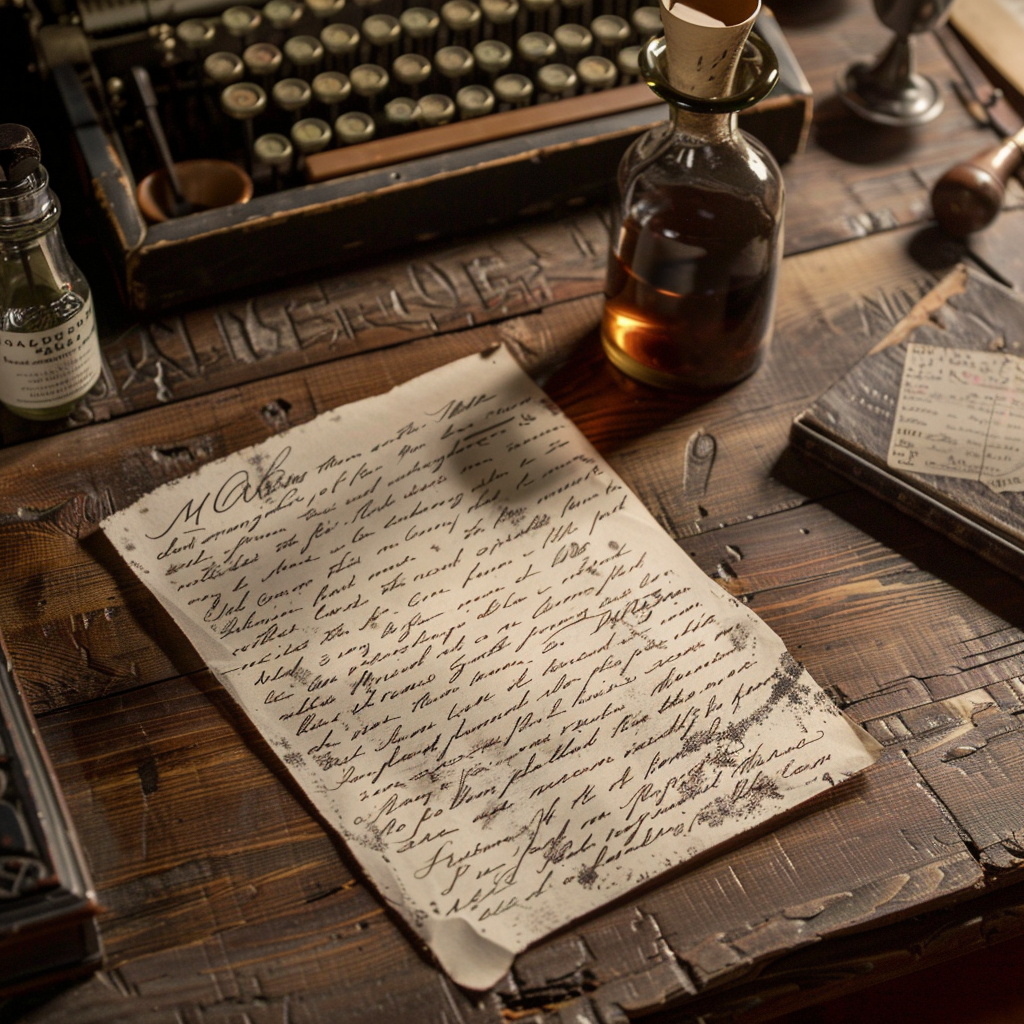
[103,348,876,989]
[887,343,1024,492]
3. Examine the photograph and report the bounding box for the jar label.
[0,296,101,411]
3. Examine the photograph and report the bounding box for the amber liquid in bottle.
[601,180,780,391]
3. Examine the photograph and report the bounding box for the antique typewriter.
[35,0,811,310]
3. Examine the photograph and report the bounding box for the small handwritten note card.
[888,343,1024,492]
[102,348,876,989]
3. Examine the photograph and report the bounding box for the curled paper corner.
[422,916,516,990]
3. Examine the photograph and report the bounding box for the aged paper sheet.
[103,348,877,989]
[887,343,1024,492]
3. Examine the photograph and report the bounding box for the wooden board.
[4,1,1024,1020]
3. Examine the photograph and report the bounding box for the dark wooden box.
[0,657,101,997]
[45,11,810,312]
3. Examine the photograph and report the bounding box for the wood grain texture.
[0,226,952,715]
[4,4,1024,1020]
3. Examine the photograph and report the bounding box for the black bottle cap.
[0,124,41,184]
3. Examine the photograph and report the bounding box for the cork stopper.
[658,0,759,99]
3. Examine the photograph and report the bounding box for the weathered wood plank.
[0,227,954,715]
[30,659,982,1024]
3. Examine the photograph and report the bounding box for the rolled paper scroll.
[659,0,760,98]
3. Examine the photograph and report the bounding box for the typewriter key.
[307,0,346,20]
[205,51,246,85]
[516,30,555,67]
[536,61,576,99]
[473,39,512,77]
[456,83,494,117]
[362,13,401,64]
[435,45,474,86]
[630,6,661,40]
[285,34,325,76]
[222,6,262,48]
[264,0,303,35]
[312,70,352,115]
[615,43,639,82]
[177,18,216,55]
[335,109,376,142]
[244,42,283,80]
[441,0,482,44]
[273,76,313,116]
[418,93,456,125]
[553,22,591,59]
[222,81,268,166]
[321,23,360,67]
[480,0,518,42]
[400,6,440,54]
[576,53,615,90]
[493,72,532,107]
[350,62,389,111]
[384,95,422,128]
[393,53,432,92]
[591,14,629,53]
[254,131,293,187]
[292,116,333,156]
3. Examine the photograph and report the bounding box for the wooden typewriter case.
[46,10,810,313]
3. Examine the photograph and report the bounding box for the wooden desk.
[3,2,1024,1020]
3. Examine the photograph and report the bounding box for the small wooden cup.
[137,159,253,222]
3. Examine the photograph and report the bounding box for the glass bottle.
[601,29,784,391]
[0,124,101,421]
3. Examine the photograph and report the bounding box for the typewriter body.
[36,0,811,311]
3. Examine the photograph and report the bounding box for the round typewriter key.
[243,42,283,78]
[554,22,592,60]
[255,131,293,187]
[494,71,532,106]
[307,0,346,19]
[291,116,333,153]
[522,0,554,31]
[350,62,389,97]
[435,45,474,82]
[400,6,440,44]
[264,0,303,31]
[221,81,268,117]
[473,39,512,76]
[321,22,360,64]
[312,70,352,105]
[616,44,639,81]
[456,83,494,117]
[418,92,456,125]
[441,0,482,34]
[591,15,630,51]
[335,109,376,142]
[481,0,518,24]
[205,51,245,85]
[576,53,616,90]
[384,95,422,127]
[630,5,661,40]
[222,6,262,42]
[393,52,432,87]
[273,76,313,112]
[537,61,576,99]
[255,131,293,167]
[362,13,401,46]
[285,34,325,75]
[516,30,555,65]
[177,18,216,53]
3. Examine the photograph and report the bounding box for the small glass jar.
[0,133,101,421]
[601,34,784,391]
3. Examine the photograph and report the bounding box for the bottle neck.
[0,168,61,243]
[668,107,739,146]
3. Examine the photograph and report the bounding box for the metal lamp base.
[837,60,944,126]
